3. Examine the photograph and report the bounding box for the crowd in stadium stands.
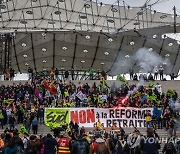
[0,67,179,153]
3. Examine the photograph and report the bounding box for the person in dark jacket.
[140,128,160,154]
[72,134,89,154]
[44,134,58,154]
[37,106,44,125]
[31,117,38,134]
[162,139,176,154]
[9,114,16,131]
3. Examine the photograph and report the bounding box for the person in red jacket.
[58,133,72,154]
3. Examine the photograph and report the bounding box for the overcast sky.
[93,0,180,15]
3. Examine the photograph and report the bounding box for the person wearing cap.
[58,133,72,154]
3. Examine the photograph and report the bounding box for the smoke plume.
[110,47,172,75]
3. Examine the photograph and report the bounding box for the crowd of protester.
[0,68,179,153]
[0,123,179,154]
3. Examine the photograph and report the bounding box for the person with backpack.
[104,133,116,154]
[31,117,38,134]
[90,134,110,154]
[72,134,89,154]
[127,130,141,154]
[115,133,129,154]
[22,133,29,153]
[44,133,58,154]
[162,139,176,154]
[26,135,38,154]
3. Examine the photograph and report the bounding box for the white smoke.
[128,78,144,96]
[175,101,180,111]
[133,48,172,74]
[110,47,172,75]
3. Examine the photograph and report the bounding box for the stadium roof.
[0,0,180,75]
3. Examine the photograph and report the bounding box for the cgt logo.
[71,109,95,124]
[46,111,69,124]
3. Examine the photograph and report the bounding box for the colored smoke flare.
[122,96,129,105]
[116,96,129,107]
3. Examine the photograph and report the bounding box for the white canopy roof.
[0,0,180,75]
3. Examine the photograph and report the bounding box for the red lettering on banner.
[87,109,95,123]
[70,109,95,124]
[79,110,86,123]
[71,111,79,123]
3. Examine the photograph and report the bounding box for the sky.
[93,0,180,15]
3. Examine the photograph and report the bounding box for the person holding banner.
[145,111,152,128]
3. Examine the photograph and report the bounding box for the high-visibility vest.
[0,113,4,119]
[145,115,152,122]
[58,137,70,154]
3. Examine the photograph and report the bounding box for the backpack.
[26,142,37,154]
[108,138,115,151]
[76,140,87,154]
[96,142,109,154]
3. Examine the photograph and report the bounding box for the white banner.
[94,108,153,128]
[45,107,153,128]
[68,107,153,128]
[76,91,87,101]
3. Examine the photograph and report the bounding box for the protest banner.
[44,107,153,128]
[94,107,153,128]
[99,95,107,102]
[44,108,70,128]
[76,91,87,101]
[70,108,96,127]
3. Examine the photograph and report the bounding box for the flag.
[148,82,155,89]
[97,119,103,129]
[76,91,87,101]
[3,99,14,104]
[35,88,43,101]
[44,81,57,95]
[19,125,28,134]
[117,75,127,83]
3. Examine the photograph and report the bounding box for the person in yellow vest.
[0,110,4,129]
[64,89,69,98]
[145,111,152,128]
